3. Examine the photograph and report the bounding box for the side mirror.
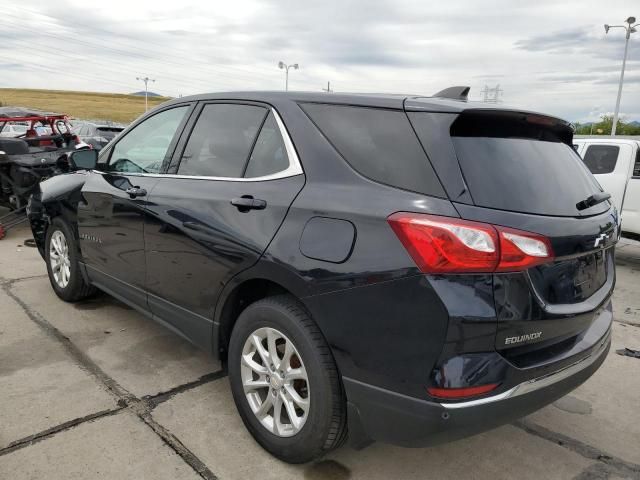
[68,149,98,171]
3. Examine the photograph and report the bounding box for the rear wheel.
[228,295,347,463]
[45,217,95,302]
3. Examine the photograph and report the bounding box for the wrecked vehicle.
[0,107,85,210]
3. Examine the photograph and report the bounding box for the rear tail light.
[427,383,499,400]
[388,213,553,273]
[497,229,552,272]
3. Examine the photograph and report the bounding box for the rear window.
[582,145,619,174]
[447,112,606,216]
[300,103,445,197]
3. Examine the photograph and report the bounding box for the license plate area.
[528,249,608,305]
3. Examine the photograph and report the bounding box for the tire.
[45,217,96,302]
[228,295,347,463]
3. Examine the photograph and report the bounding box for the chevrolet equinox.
[27,88,616,463]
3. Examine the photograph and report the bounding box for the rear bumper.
[344,328,610,448]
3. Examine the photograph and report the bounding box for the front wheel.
[45,217,96,302]
[228,295,347,463]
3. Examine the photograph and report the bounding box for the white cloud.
[0,0,638,120]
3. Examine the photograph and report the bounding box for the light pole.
[136,76,156,111]
[604,16,638,136]
[278,61,299,91]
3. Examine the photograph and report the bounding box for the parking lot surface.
[1,223,639,480]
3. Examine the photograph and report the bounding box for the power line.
[2,9,315,87]
[1,18,282,88]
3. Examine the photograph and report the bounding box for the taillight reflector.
[427,383,499,400]
[387,213,553,274]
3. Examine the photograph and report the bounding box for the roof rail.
[433,86,470,101]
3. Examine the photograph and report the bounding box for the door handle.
[125,186,147,198]
[231,196,267,212]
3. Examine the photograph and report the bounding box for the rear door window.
[178,103,267,178]
[582,145,619,174]
[633,148,640,178]
[443,112,607,216]
[300,103,445,197]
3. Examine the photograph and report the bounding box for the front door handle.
[231,196,267,212]
[125,186,147,198]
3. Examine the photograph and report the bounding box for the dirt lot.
[1,223,639,480]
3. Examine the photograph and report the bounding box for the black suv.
[27,89,616,463]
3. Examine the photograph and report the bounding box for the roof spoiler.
[433,86,470,101]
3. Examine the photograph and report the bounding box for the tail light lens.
[388,213,553,273]
[497,228,552,272]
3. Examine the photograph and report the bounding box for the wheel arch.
[30,197,80,258]
[213,263,313,361]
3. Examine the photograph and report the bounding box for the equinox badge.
[505,332,543,345]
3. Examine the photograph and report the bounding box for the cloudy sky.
[1,0,638,121]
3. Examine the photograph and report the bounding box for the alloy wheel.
[49,230,71,288]
[240,327,310,437]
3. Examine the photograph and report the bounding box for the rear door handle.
[231,196,267,212]
[125,186,147,198]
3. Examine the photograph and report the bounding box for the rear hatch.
[408,107,617,367]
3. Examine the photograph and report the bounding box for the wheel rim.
[49,230,71,289]
[240,327,310,437]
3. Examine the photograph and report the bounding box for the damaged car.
[0,107,85,210]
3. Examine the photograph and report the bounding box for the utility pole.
[136,76,156,111]
[322,81,333,93]
[604,16,638,136]
[278,62,299,91]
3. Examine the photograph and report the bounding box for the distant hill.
[0,88,171,123]
[130,91,162,97]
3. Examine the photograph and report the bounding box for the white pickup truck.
[574,137,640,238]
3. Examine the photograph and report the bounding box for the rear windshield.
[300,103,445,197]
[449,112,607,216]
[582,145,619,174]
[97,127,124,133]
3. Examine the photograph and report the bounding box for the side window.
[300,103,445,197]
[108,106,188,174]
[177,104,267,178]
[582,145,619,175]
[633,148,640,178]
[244,112,289,178]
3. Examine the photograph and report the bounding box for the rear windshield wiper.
[576,192,611,211]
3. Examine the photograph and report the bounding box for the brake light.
[427,383,499,400]
[387,213,553,273]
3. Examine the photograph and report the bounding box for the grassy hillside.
[0,88,172,123]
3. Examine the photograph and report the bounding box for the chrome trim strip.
[95,107,303,182]
[440,334,610,410]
